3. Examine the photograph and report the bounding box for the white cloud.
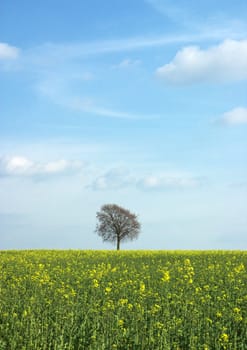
[43,159,79,174]
[0,151,205,190]
[156,39,247,84]
[0,43,19,60]
[0,156,83,178]
[5,156,33,174]
[220,107,247,125]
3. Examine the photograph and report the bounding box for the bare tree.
[95,204,141,250]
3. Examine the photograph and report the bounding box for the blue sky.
[1,0,247,250]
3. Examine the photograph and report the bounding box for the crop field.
[0,250,246,350]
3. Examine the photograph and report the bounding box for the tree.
[95,204,141,250]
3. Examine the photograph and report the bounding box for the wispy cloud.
[11,26,245,71]
[146,0,247,35]
[32,31,242,59]
[0,154,204,190]
[0,43,19,60]
[0,156,83,178]
[67,97,157,119]
[137,173,202,190]
[156,39,247,84]
[90,167,135,190]
[146,0,191,24]
[113,58,141,69]
[89,167,203,191]
[24,35,202,63]
[38,78,158,120]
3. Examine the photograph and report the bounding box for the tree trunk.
[117,236,120,250]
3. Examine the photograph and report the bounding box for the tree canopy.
[95,204,141,250]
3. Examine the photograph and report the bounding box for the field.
[0,250,246,349]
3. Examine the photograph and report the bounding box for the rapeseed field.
[0,250,246,349]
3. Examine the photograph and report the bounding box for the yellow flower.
[161,271,170,282]
[220,333,229,343]
[233,308,243,321]
[127,303,133,310]
[155,321,164,329]
[184,258,191,265]
[93,279,99,288]
[119,298,128,306]
[234,263,245,273]
[70,288,76,297]
[118,319,124,327]
[151,304,161,314]
[139,282,145,293]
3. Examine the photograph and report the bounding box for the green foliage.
[0,250,247,349]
